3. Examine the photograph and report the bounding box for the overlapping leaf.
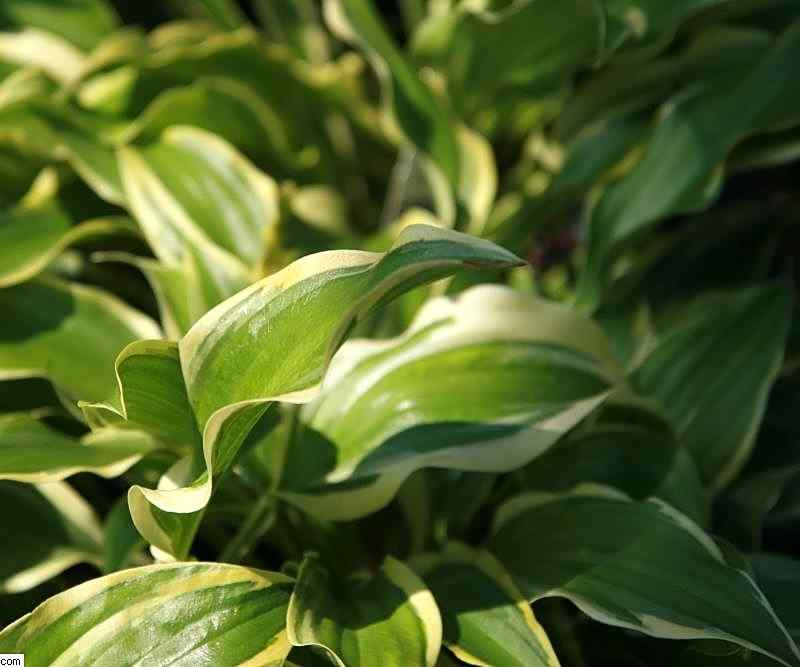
[125,225,521,557]
[280,285,618,520]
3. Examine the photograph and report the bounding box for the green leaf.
[0,413,155,482]
[489,486,800,667]
[0,275,161,405]
[576,21,800,308]
[281,285,617,520]
[128,224,522,557]
[633,283,792,491]
[287,554,442,667]
[0,480,102,594]
[0,562,294,666]
[414,543,559,667]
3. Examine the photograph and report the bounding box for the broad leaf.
[414,543,559,667]
[489,486,800,667]
[287,554,442,667]
[281,285,617,520]
[0,562,294,666]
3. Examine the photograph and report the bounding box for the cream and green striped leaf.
[0,562,294,666]
[0,413,155,482]
[489,486,800,667]
[0,275,161,406]
[280,285,617,520]
[633,283,792,492]
[287,554,442,667]
[0,481,103,594]
[128,225,521,557]
[118,125,280,325]
[414,543,559,667]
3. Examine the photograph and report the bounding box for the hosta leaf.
[287,554,442,667]
[118,126,280,319]
[576,21,800,308]
[0,276,160,405]
[633,283,792,491]
[0,481,102,594]
[0,413,155,482]
[489,486,800,667]
[414,543,559,667]
[281,285,617,520]
[0,562,294,666]
[92,251,197,337]
[129,224,521,557]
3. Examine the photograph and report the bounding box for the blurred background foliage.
[2,1,800,664]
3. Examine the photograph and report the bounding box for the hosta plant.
[2,0,800,665]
